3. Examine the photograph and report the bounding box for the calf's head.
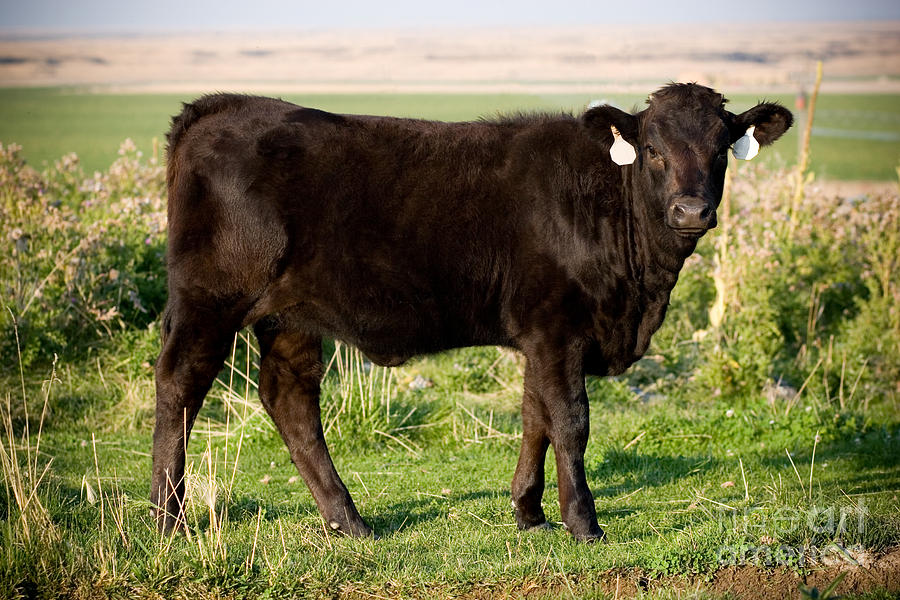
[586,83,793,241]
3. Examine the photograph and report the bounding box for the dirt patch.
[603,548,900,599]
[703,549,900,599]
[340,546,900,599]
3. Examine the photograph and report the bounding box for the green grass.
[2,87,899,599]
[1,87,899,179]
[2,339,899,599]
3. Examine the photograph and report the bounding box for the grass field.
[1,87,899,179]
[2,88,900,599]
[5,342,900,599]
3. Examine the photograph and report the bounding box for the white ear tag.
[609,125,636,166]
[732,125,759,161]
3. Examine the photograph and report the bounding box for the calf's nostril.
[700,206,711,220]
[673,205,685,218]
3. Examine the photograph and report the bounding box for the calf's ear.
[584,104,640,145]
[729,102,793,147]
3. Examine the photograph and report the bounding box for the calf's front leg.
[512,343,604,541]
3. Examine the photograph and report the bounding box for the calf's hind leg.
[254,323,372,537]
[151,301,239,532]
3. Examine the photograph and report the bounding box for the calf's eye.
[645,145,659,158]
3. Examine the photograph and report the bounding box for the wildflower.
[118,138,137,155]
[95,307,120,322]
[128,290,147,313]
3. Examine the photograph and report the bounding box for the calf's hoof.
[513,500,549,531]
[564,522,607,543]
[572,529,607,543]
[325,515,375,538]
[152,507,189,535]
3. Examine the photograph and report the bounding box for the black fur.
[151,84,792,541]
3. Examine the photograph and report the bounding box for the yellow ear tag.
[609,125,636,166]
[732,125,759,160]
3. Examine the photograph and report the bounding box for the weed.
[799,572,846,599]
[0,141,166,369]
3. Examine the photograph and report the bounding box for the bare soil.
[343,546,900,599]
[2,22,899,94]
[698,547,899,599]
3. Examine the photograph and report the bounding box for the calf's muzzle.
[666,195,717,235]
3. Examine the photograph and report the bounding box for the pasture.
[1,88,899,599]
[1,88,900,179]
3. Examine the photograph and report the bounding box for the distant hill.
[1,22,899,93]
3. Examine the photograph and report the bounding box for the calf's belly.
[271,294,510,366]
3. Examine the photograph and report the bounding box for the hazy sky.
[2,0,899,31]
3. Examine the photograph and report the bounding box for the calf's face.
[586,84,793,240]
